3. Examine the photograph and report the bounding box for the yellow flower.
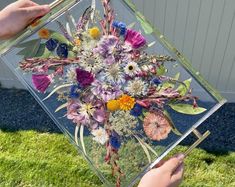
[118,95,135,111]
[74,38,81,46]
[38,28,50,39]
[107,100,120,111]
[89,27,101,39]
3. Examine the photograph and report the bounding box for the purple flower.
[76,68,94,88]
[56,43,68,58]
[67,97,106,127]
[125,29,146,49]
[91,80,122,102]
[46,38,58,51]
[93,36,118,64]
[109,131,121,150]
[32,74,52,93]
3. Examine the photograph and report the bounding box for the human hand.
[0,0,50,39]
[138,154,185,187]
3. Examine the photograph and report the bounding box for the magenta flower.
[32,74,52,93]
[125,29,146,49]
[76,68,94,87]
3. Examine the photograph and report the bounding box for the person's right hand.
[138,154,185,187]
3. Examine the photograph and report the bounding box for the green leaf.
[16,39,41,58]
[176,78,192,96]
[156,65,167,76]
[161,73,181,90]
[50,32,71,46]
[15,39,41,48]
[68,51,76,58]
[34,44,51,58]
[163,110,182,136]
[169,104,207,115]
[136,11,153,34]
[127,22,136,29]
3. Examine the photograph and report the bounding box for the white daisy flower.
[91,127,109,145]
[126,78,148,96]
[104,63,125,84]
[124,61,140,77]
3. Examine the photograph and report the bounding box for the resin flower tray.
[0,0,226,186]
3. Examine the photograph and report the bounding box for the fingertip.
[41,5,50,14]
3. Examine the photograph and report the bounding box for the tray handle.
[184,129,210,157]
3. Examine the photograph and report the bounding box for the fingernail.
[176,154,185,162]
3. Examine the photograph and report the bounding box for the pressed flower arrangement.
[12,0,211,186]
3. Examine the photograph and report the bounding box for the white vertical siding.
[0,0,235,101]
[133,0,235,101]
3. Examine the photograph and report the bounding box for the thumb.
[21,5,50,19]
[160,154,185,174]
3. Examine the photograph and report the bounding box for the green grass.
[0,130,234,187]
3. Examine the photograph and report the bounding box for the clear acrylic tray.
[0,0,226,186]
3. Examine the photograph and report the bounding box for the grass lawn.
[0,130,234,187]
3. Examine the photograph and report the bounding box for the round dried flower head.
[91,127,109,145]
[74,38,81,46]
[89,27,101,39]
[143,112,172,141]
[118,94,135,111]
[126,78,147,96]
[38,28,50,39]
[107,100,120,111]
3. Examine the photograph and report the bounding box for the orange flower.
[107,100,120,111]
[118,94,135,111]
[30,19,41,28]
[38,28,50,39]
[74,38,81,46]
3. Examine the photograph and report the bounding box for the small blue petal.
[56,43,68,58]
[152,78,162,85]
[46,38,58,51]
[69,85,80,98]
[130,103,143,117]
[109,131,121,150]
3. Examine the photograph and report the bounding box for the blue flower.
[109,131,121,150]
[112,21,127,36]
[45,38,58,51]
[130,103,143,117]
[152,78,162,85]
[56,43,68,58]
[69,85,81,98]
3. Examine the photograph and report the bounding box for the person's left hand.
[0,0,50,39]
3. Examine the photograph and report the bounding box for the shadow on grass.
[1,88,234,153]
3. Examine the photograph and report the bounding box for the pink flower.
[125,29,146,49]
[143,112,171,141]
[32,74,52,93]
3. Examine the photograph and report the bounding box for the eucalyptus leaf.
[127,22,136,29]
[16,39,41,58]
[176,78,192,96]
[34,44,51,58]
[14,39,41,48]
[50,32,72,46]
[163,110,182,136]
[169,104,207,115]
[135,11,153,34]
